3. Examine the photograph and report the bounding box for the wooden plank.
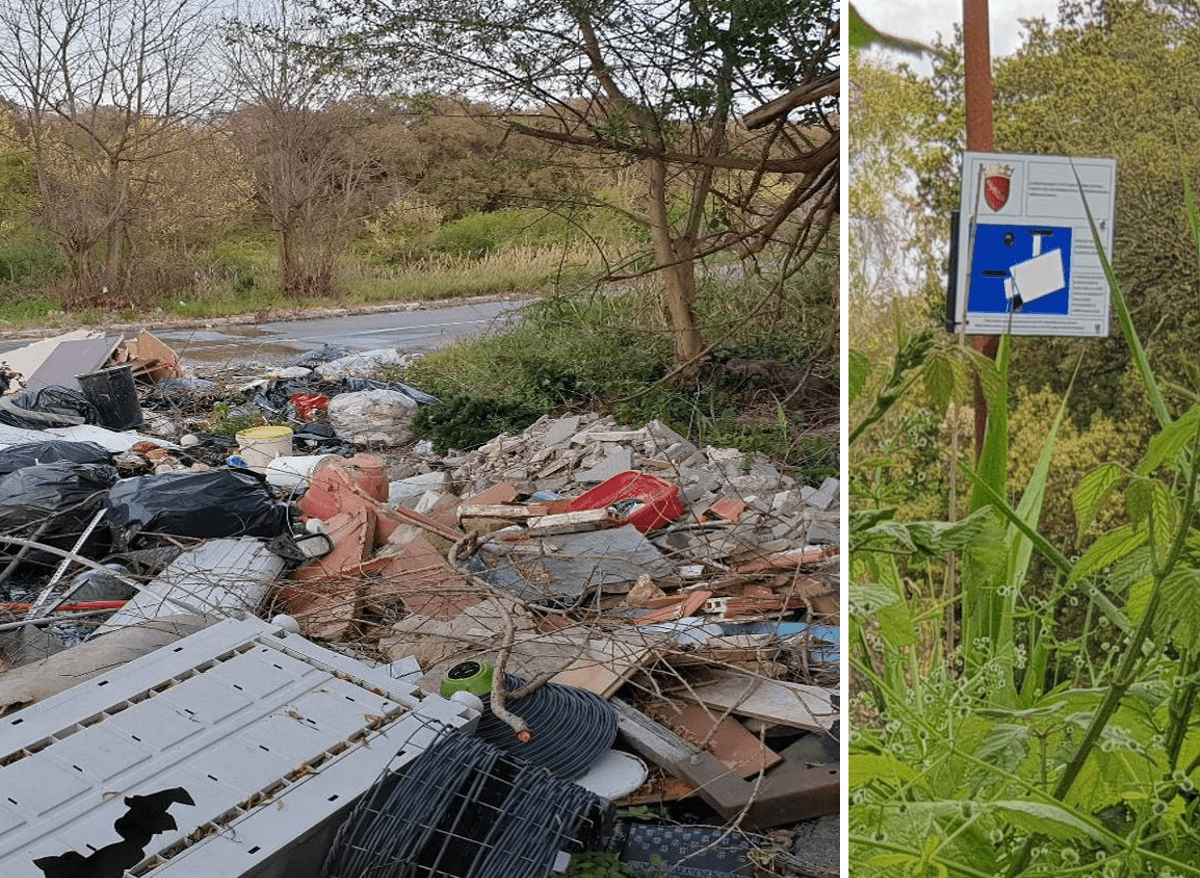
[551,636,659,697]
[520,508,614,536]
[457,503,549,521]
[672,670,836,732]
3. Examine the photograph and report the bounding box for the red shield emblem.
[984,166,1012,211]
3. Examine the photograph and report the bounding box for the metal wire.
[322,733,607,878]
[474,673,617,779]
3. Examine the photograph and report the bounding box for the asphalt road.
[155,298,531,367]
[0,298,531,370]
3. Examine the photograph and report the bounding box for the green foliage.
[851,162,1200,878]
[0,226,63,285]
[561,852,646,878]
[409,394,543,453]
[404,265,837,475]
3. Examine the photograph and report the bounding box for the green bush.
[0,227,63,285]
[410,394,544,453]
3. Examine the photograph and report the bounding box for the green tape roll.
[441,659,494,698]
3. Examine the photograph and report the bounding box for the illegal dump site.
[0,329,839,878]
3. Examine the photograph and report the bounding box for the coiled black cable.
[473,674,617,779]
[322,732,606,878]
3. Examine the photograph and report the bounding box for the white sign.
[951,151,1117,337]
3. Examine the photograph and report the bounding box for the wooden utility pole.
[964,0,998,458]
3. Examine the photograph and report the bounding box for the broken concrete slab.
[469,524,673,605]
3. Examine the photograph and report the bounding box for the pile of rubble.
[0,329,839,878]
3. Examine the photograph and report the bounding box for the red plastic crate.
[566,470,684,532]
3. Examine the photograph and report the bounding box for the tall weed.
[851,168,1200,876]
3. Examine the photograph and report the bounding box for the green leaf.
[877,592,918,648]
[850,753,927,790]
[848,583,900,616]
[1137,404,1200,476]
[1159,569,1200,642]
[1074,162,1171,428]
[989,800,1113,845]
[974,723,1031,773]
[1069,526,1148,584]
[1074,463,1126,540]
[922,350,956,415]
[848,348,870,406]
[969,334,1011,517]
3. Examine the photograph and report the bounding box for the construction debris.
[0,332,840,878]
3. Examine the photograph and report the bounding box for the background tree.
[906,0,1200,433]
[0,0,222,303]
[223,8,411,298]
[307,0,839,368]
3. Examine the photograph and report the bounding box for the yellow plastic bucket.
[236,425,294,472]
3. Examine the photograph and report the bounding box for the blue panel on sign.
[968,224,1072,316]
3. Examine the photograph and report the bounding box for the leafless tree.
[0,0,224,301]
[223,5,410,298]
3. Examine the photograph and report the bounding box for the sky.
[854,0,1060,69]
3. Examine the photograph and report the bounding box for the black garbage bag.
[291,343,350,366]
[344,377,440,406]
[0,440,112,475]
[0,462,118,533]
[0,385,100,428]
[106,470,289,550]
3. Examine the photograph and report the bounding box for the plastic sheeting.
[0,440,112,475]
[106,470,289,550]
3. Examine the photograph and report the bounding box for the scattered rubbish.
[0,385,99,428]
[567,470,684,531]
[329,388,421,445]
[472,672,618,778]
[0,616,481,878]
[0,336,839,873]
[264,453,339,490]
[25,336,122,394]
[0,439,111,475]
[90,537,286,635]
[0,613,213,716]
[574,749,649,800]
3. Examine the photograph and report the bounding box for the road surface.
[0,298,531,369]
[155,298,531,366]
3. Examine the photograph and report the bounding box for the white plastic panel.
[0,617,477,878]
[91,538,286,635]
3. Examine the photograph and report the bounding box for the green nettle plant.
[850,172,1200,876]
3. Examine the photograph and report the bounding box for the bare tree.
[0,0,223,301]
[309,0,839,369]
[223,6,410,298]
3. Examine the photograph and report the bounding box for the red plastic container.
[566,470,684,533]
[292,393,330,421]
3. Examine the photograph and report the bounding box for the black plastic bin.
[76,364,144,430]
